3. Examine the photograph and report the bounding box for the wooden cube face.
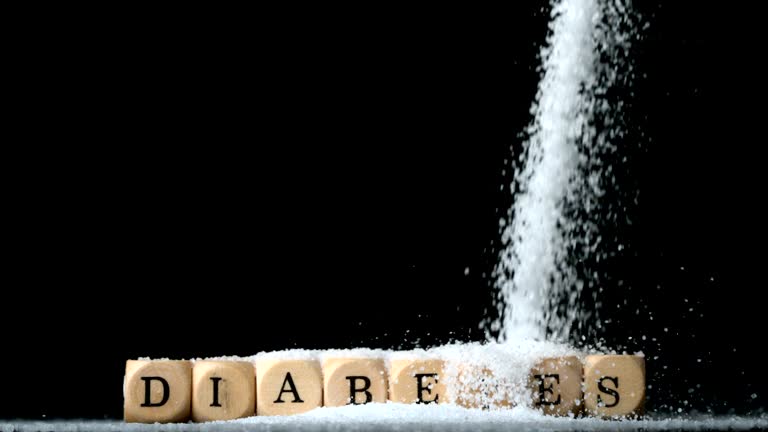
[389,359,445,404]
[124,360,192,423]
[323,358,387,407]
[449,365,514,409]
[256,359,322,416]
[530,356,582,416]
[192,360,255,422]
[584,355,645,417]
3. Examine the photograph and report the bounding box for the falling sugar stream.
[488,0,635,343]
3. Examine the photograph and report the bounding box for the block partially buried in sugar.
[389,359,445,404]
[256,359,322,416]
[530,356,583,416]
[584,354,645,417]
[192,360,255,422]
[323,358,388,406]
[124,360,192,423]
[449,364,515,409]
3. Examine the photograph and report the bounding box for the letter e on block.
[530,356,583,416]
[389,359,445,404]
[584,355,645,418]
[124,360,192,423]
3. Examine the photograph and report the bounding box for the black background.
[3,1,764,419]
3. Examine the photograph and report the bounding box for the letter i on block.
[584,355,645,418]
[256,359,323,415]
[530,356,583,416]
[192,361,255,422]
[323,358,388,406]
[389,359,445,404]
[124,360,192,423]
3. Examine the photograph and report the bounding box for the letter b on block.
[584,355,645,417]
[256,359,322,415]
[124,360,192,423]
[192,360,255,422]
[323,358,387,406]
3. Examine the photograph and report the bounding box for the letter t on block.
[124,360,192,423]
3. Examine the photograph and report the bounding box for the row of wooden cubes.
[124,354,645,423]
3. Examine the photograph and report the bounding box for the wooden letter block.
[124,360,192,423]
[584,355,645,417]
[450,365,514,409]
[192,360,255,422]
[256,359,322,416]
[389,359,446,404]
[323,358,388,407]
[530,356,582,416]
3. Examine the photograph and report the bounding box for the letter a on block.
[124,360,192,423]
[256,359,322,416]
[274,372,304,403]
[584,355,645,417]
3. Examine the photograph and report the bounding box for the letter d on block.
[124,360,192,423]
